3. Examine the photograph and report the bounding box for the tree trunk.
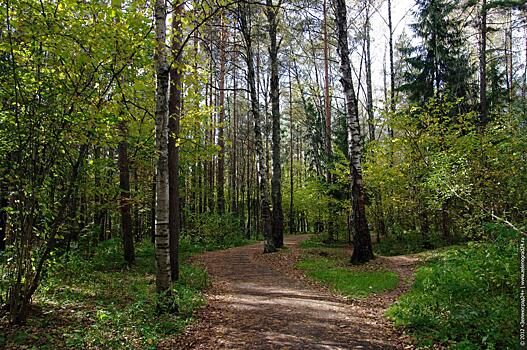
[168,0,183,282]
[323,0,332,182]
[154,0,172,296]
[118,125,135,265]
[231,31,238,214]
[335,0,373,264]
[217,13,226,214]
[289,62,294,236]
[240,3,275,253]
[364,0,386,242]
[266,0,284,248]
[479,0,488,124]
[388,0,395,137]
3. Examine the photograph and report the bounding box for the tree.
[154,0,172,297]
[239,3,275,253]
[168,0,184,282]
[401,0,473,107]
[266,0,284,248]
[334,0,373,264]
[479,0,488,124]
[217,12,226,214]
[115,0,135,267]
[323,0,332,182]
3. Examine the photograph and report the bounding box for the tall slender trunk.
[364,0,386,242]
[154,0,172,295]
[168,0,183,282]
[289,62,294,236]
[217,13,226,214]
[114,0,134,266]
[507,9,513,105]
[266,0,284,248]
[240,4,275,253]
[118,127,135,265]
[479,0,488,124]
[388,0,395,137]
[231,31,238,213]
[335,0,373,264]
[323,0,332,182]
[0,180,7,251]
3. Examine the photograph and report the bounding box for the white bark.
[154,0,171,293]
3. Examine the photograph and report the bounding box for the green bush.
[387,236,519,349]
[375,230,451,256]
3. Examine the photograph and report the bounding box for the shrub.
[387,235,518,348]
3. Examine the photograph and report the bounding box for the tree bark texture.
[334,0,373,264]
[154,0,172,294]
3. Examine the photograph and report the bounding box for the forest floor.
[164,234,419,350]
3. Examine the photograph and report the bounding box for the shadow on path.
[165,235,414,350]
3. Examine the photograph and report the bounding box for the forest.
[0,0,525,348]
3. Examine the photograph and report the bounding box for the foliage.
[2,238,208,349]
[180,213,256,253]
[375,231,450,256]
[364,97,527,243]
[387,231,518,349]
[299,233,345,249]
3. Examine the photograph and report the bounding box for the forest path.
[165,235,415,350]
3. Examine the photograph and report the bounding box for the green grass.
[296,248,399,299]
[2,234,257,349]
[387,236,518,349]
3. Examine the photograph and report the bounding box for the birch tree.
[154,0,172,296]
[334,0,373,264]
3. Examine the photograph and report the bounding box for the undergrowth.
[1,234,256,349]
[387,232,519,349]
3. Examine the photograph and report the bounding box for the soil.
[163,235,419,350]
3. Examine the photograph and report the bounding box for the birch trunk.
[335,0,373,264]
[154,0,172,294]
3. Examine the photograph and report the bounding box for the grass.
[2,234,257,349]
[386,235,518,349]
[297,235,399,299]
[298,256,399,298]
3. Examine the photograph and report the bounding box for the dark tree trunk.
[335,0,373,264]
[365,0,386,241]
[240,3,275,252]
[479,0,488,125]
[217,13,226,214]
[266,0,284,248]
[168,0,183,282]
[289,62,294,236]
[118,126,135,266]
[388,0,395,138]
[323,0,332,182]
[0,181,7,251]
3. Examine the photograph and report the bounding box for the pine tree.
[401,0,474,107]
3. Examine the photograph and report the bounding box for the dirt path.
[165,235,417,350]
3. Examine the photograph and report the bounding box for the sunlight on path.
[167,235,413,350]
